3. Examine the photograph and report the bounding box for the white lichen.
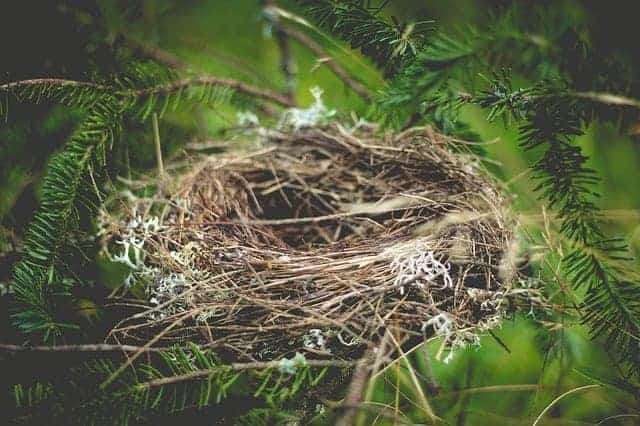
[278,352,308,375]
[422,311,484,364]
[336,331,360,347]
[237,111,260,127]
[278,87,335,130]
[109,213,164,287]
[388,241,452,295]
[422,312,454,337]
[0,282,11,296]
[146,272,192,321]
[303,328,326,350]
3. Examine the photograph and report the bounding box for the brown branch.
[0,78,109,92]
[127,76,295,107]
[281,25,371,100]
[1,76,294,108]
[0,343,165,353]
[264,1,297,103]
[335,355,372,426]
[140,358,354,388]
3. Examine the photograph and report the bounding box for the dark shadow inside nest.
[251,184,344,248]
[236,173,452,252]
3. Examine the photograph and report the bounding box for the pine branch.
[10,101,121,341]
[377,8,555,125]
[123,76,294,107]
[1,75,293,118]
[297,0,429,76]
[3,66,296,341]
[475,74,640,375]
[0,79,112,120]
[6,346,343,424]
[139,358,354,389]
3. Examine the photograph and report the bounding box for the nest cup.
[106,123,517,362]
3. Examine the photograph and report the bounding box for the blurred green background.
[1,0,640,424]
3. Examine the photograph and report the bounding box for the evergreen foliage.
[3,1,640,423]
[8,345,331,424]
[10,101,121,341]
[475,74,640,375]
[298,0,429,76]
[1,65,245,341]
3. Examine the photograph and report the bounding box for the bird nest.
[101,123,519,363]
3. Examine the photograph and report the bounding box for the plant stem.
[152,113,164,179]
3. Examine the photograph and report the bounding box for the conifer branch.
[297,0,429,76]
[139,358,353,389]
[10,101,121,340]
[474,74,640,375]
[0,79,110,92]
[124,76,294,107]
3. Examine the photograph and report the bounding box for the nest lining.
[103,123,517,362]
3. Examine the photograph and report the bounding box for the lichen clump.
[102,122,518,362]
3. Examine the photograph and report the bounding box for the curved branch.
[281,25,371,100]
[1,76,295,108]
[126,76,295,107]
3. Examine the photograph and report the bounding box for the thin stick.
[0,343,164,353]
[421,342,440,394]
[336,355,373,426]
[264,1,296,102]
[357,332,391,426]
[129,76,294,107]
[431,384,570,400]
[573,91,640,109]
[101,310,192,389]
[152,113,164,178]
[532,384,601,426]
[386,330,439,423]
[140,358,354,388]
[394,361,401,425]
[280,25,370,100]
[597,414,640,425]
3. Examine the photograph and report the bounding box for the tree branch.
[1,77,295,108]
[127,76,295,107]
[139,358,354,388]
[264,1,297,103]
[281,25,371,100]
[0,78,109,92]
[0,343,165,353]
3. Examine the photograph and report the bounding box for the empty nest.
[103,123,518,362]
